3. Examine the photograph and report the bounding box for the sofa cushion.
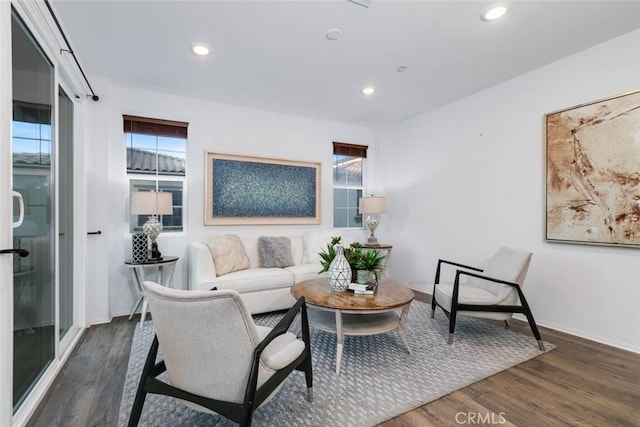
[302,231,334,264]
[204,234,250,276]
[284,263,325,283]
[258,236,295,268]
[213,268,295,293]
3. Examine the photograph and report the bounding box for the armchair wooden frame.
[431,259,545,351]
[128,296,313,427]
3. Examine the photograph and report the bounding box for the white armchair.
[128,281,313,426]
[431,247,545,350]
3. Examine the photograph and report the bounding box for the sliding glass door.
[7,9,81,421]
[11,9,56,411]
[2,2,86,422]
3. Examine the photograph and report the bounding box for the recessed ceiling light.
[191,43,210,56]
[326,28,343,40]
[362,87,375,95]
[481,5,508,22]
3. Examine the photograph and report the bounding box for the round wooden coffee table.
[291,277,414,376]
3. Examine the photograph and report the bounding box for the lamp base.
[366,216,380,246]
[142,216,163,241]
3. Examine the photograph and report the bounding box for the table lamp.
[131,191,173,260]
[359,195,387,245]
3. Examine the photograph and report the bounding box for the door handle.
[0,248,30,257]
[12,191,24,229]
[87,230,102,235]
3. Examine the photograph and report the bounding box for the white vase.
[328,245,351,292]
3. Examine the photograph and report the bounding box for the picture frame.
[545,89,640,247]
[205,152,321,225]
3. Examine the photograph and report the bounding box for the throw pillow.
[204,235,250,276]
[302,231,335,264]
[258,236,295,268]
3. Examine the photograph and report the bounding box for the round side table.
[362,243,392,279]
[124,256,178,326]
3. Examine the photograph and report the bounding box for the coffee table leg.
[397,304,412,355]
[335,310,344,376]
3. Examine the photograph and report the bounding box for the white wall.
[84,82,376,318]
[83,78,112,325]
[83,29,640,353]
[381,30,640,353]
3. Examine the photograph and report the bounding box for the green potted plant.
[318,236,343,274]
[319,237,385,283]
[355,249,385,284]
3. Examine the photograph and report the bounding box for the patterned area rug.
[117,300,553,426]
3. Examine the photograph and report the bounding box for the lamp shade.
[131,191,173,216]
[359,196,387,214]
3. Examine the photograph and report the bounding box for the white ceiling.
[52,1,640,127]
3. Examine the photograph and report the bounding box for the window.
[12,102,52,246]
[333,141,367,228]
[12,102,52,168]
[124,115,187,233]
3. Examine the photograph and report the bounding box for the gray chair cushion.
[467,247,532,297]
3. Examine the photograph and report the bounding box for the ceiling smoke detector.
[326,28,343,40]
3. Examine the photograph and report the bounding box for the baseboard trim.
[532,318,640,355]
[420,290,639,355]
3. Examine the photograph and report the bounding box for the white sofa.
[188,233,341,314]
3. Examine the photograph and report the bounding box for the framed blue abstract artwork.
[205,152,321,225]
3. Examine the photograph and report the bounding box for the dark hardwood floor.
[28,293,640,426]
[27,318,136,427]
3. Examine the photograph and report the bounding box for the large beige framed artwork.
[546,89,640,247]
[205,152,321,225]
